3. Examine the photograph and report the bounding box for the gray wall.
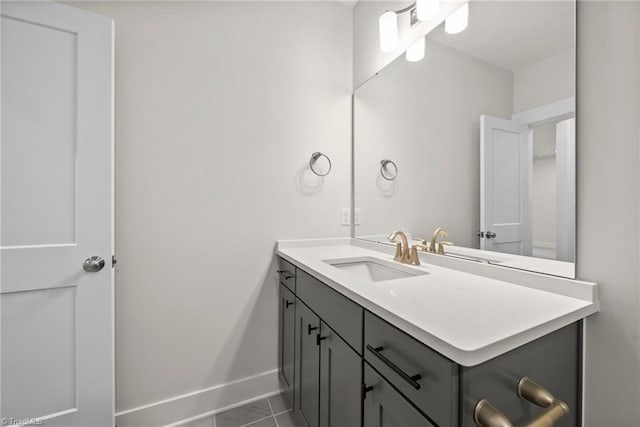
[354,1,640,425]
[71,1,353,421]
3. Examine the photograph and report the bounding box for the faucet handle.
[409,244,428,265]
[412,243,428,252]
[437,241,453,255]
[413,237,428,246]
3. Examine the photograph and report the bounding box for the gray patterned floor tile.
[244,416,276,427]
[180,415,214,427]
[268,394,292,414]
[215,399,271,427]
[274,411,300,427]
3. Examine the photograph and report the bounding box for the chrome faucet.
[430,227,453,255]
[388,230,410,263]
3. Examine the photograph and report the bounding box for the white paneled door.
[480,115,532,256]
[1,2,114,426]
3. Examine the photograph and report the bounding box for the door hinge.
[112,255,117,268]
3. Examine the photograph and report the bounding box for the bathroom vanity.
[275,239,597,427]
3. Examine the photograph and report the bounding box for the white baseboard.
[115,369,280,427]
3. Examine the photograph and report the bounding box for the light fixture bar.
[445,2,469,34]
[406,37,425,62]
[416,0,440,22]
[379,11,399,52]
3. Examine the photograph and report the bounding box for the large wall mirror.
[353,1,576,278]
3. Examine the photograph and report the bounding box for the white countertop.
[277,238,598,366]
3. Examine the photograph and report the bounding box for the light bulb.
[416,0,440,21]
[406,37,425,62]
[379,11,399,53]
[445,2,468,34]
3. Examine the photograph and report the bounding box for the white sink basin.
[324,256,428,282]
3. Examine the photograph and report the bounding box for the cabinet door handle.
[316,334,328,346]
[361,383,374,400]
[285,300,294,308]
[277,270,294,280]
[474,377,569,427]
[308,325,319,335]
[366,345,422,390]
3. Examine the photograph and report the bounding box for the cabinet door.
[363,364,435,427]
[461,323,579,427]
[319,322,362,427]
[278,283,296,410]
[294,299,320,427]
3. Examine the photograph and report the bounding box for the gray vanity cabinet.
[319,321,362,427]
[278,283,296,409]
[363,364,435,427]
[277,257,580,427]
[294,299,320,427]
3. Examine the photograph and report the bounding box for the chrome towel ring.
[380,159,398,181]
[310,152,332,176]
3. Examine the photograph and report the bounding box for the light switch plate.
[354,208,362,225]
[341,208,351,226]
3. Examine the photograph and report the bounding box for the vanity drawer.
[364,311,458,427]
[296,269,363,354]
[277,257,296,292]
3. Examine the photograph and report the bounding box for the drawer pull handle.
[285,300,294,308]
[277,270,294,280]
[366,345,422,390]
[308,325,319,335]
[474,377,569,427]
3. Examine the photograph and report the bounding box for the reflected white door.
[1,2,114,426]
[480,115,532,256]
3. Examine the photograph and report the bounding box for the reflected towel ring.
[380,159,398,181]
[310,152,332,177]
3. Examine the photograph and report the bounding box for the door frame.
[512,97,576,261]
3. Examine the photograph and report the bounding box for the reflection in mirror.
[353,1,575,278]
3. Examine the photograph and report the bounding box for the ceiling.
[428,1,574,72]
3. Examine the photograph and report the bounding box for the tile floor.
[181,394,300,427]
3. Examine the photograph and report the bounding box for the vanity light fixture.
[406,37,425,62]
[416,0,439,21]
[379,11,399,52]
[445,2,469,34]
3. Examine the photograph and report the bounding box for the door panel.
[480,115,532,256]
[1,15,77,247]
[294,300,320,427]
[1,287,77,418]
[0,2,114,426]
[279,283,296,409]
[319,322,361,427]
